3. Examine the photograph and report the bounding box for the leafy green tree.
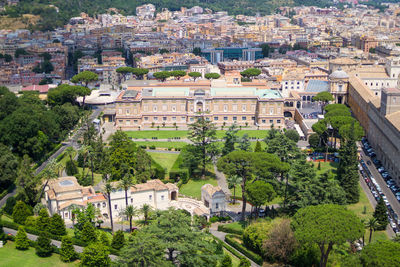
[240,68,261,79]
[131,68,149,80]
[12,201,32,225]
[193,47,201,56]
[71,71,98,106]
[99,231,110,247]
[243,221,272,254]
[4,196,16,215]
[254,140,262,152]
[227,175,242,204]
[188,71,201,81]
[65,159,78,176]
[153,71,171,82]
[221,254,233,267]
[14,48,28,58]
[291,204,364,267]
[187,116,219,177]
[284,129,300,143]
[140,204,152,225]
[50,213,66,236]
[205,73,221,80]
[36,231,53,257]
[373,198,388,230]
[0,86,19,121]
[260,43,272,58]
[360,240,400,267]
[116,66,134,83]
[246,180,276,217]
[104,182,114,232]
[337,123,360,204]
[170,70,186,80]
[313,91,334,114]
[116,231,167,267]
[308,133,320,148]
[238,133,251,151]
[122,205,138,232]
[111,230,125,250]
[222,123,239,155]
[60,236,77,262]
[365,217,378,244]
[0,143,18,189]
[36,208,50,231]
[15,226,30,250]
[81,221,97,244]
[81,243,110,267]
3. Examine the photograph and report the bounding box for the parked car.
[378,167,385,173]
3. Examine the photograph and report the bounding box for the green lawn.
[134,141,187,149]
[127,130,269,139]
[347,184,388,244]
[0,241,77,267]
[148,152,180,173]
[313,161,339,176]
[180,178,218,199]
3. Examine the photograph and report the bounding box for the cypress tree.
[15,226,30,250]
[50,213,66,236]
[12,201,32,225]
[337,123,359,204]
[99,231,110,247]
[81,221,97,244]
[36,232,53,257]
[60,236,77,262]
[254,140,262,152]
[111,230,125,250]
[374,198,389,230]
[36,208,50,231]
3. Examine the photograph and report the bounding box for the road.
[0,106,103,208]
[360,149,397,236]
[3,227,117,260]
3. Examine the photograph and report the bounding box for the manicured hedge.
[225,234,263,265]
[211,235,252,265]
[217,224,244,235]
[169,153,189,183]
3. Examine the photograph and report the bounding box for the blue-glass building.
[201,47,263,64]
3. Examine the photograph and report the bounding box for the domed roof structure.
[329,68,349,79]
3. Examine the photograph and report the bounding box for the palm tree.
[227,175,242,204]
[37,159,59,202]
[140,204,152,225]
[65,147,75,163]
[119,174,135,207]
[366,217,378,244]
[122,205,138,232]
[104,182,114,232]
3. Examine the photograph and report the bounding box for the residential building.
[201,184,226,215]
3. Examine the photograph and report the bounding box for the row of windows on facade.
[112,195,165,210]
[118,117,281,125]
[119,105,281,114]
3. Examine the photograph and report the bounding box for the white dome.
[329,68,349,79]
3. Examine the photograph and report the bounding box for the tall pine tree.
[15,226,29,250]
[50,213,66,236]
[60,236,77,262]
[337,123,359,204]
[373,198,389,230]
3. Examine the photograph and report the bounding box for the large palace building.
[115,74,286,130]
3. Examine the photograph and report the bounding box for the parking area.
[360,137,400,234]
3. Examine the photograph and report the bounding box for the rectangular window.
[172,117,176,121]
[181,117,186,121]
[114,205,118,210]
[163,117,167,121]
[216,203,219,209]
[131,198,133,203]
[277,119,281,123]
[119,120,123,124]
[242,116,246,120]
[103,202,106,208]
[97,203,100,208]
[149,195,152,200]
[269,120,274,123]
[153,105,157,112]
[233,116,237,121]
[262,119,266,123]
[251,116,255,120]
[269,108,274,115]
[214,117,218,121]
[153,117,158,121]
[161,195,164,201]
[190,118,194,122]
[126,120,130,125]
[134,120,138,123]
[242,105,247,111]
[144,117,149,121]
[172,105,176,112]
[126,109,130,115]
[224,116,228,121]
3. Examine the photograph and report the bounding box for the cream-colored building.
[115,79,285,130]
[201,184,226,215]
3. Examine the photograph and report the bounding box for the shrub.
[50,213,66,236]
[243,221,273,255]
[12,201,32,225]
[36,208,50,231]
[15,226,29,250]
[225,234,263,265]
[60,236,77,262]
[81,243,111,266]
[168,147,172,151]
[239,258,251,267]
[99,231,110,247]
[221,254,233,267]
[4,196,16,215]
[149,145,156,150]
[36,232,53,257]
[111,230,125,250]
[65,160,78,176]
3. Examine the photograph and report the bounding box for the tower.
[329,67,349,104]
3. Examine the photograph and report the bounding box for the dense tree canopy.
[360,240,400,267]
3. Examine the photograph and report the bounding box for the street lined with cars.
[360,137,400,235]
